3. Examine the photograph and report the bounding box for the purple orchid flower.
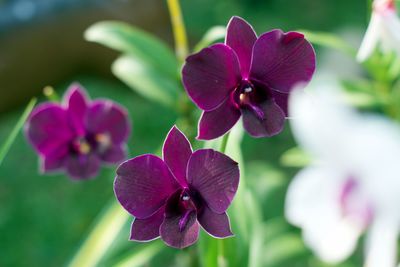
[182,16,316,140]
[25,83,131,180]
[114,126,239,249]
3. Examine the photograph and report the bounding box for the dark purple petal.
[160,192,199,249]
[130,207,164,242]
[65,154,100,179]
[197,97,241,140]
[249,30,316,93]
[198,205,233,238]
[187,149,239,214]
[86,100,130,144]
[99,145,127,164]
[114,155,180,219]
[64,84,89,136]
[271,90,289,116]
[40,145,69,172]
[163,126,192,187]
[25,103,74,156]
[182,44,241,111]
[226,16,257,78]
[41,156,65,172]
[241,99,285,137]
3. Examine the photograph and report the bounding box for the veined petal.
[357,13,383,62]
[226,16,257,78]
[114,155,180,219]
[86,100,130,145]
[130,207,164,242]
[182,44,241,111]
[64,84,89,136]
[187,149,239,214]
[249,30,316,93]
[198,205,233,238]
[65,154,100,180]
[25,103,74,156]
[197,97,241,140]
[241,99,285,137]
[163,126,192,187]
[285,166,362,263]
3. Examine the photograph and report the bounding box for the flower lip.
[231,79,271,120]
[339,177,374,228]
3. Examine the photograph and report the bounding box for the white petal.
[357,13,383,62]
[289,86,356,164]
[380,10,400,56]
[365,218,399,267]
[342,115,400,217]
[285,166,362,263]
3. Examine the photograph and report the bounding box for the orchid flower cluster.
[16,0,400,266]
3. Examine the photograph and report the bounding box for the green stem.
[166,0,189,63]
[219,132,230,154]
[216,132,231,267]
[68,201,129,267]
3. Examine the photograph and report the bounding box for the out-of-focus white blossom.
[285,84,400,267]
[357,0,400,62]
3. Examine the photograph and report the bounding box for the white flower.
[285,84,400,267]
[357,0,400,62]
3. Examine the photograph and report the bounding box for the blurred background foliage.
[0,0,370,266]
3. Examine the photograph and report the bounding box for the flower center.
[178,190,196,232]
[231,80,258,109]
[95,133,112,154]
[71,133,112,156]
[72,137,91,155]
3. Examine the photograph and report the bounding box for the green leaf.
[0,98,36,166]
[263,233,308,267]
[340,79,381,108]
[112,55,180,108]
[68,201,129,267]
[85,21,178,78]
[280,147,311,167]
[300,30,357,58]
[194,26,226,52]
[113,242,164,267]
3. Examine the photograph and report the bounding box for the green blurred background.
[0,0,368,266]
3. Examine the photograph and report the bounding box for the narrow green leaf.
[0,98,36,166]
[112,55,179,108]
[113,242,164,267]
[300,30,357,58]
[68,201,129,267]
[198,232,219,267]
[194,26,226,52]
[85,21,178,77]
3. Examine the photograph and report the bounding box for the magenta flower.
[25,83,131,179]
[114,126,239,249]
[182,16,316,140]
